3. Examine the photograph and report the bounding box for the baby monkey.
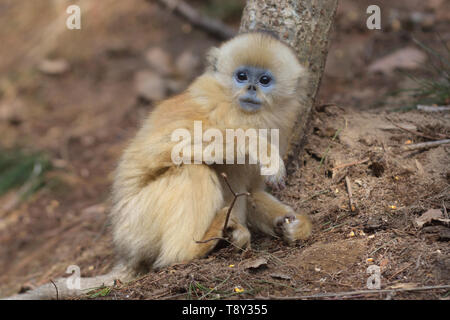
[111,32,312,273]
[4,32,312,299]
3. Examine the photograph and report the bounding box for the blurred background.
[0,0,448,298]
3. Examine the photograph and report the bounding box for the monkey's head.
[207,32,307,113]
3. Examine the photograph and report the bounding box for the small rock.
[134,70,167,101]
[175,51,201,79]
[38,58,69,75]
[145,47,173,76]
[368,47,427,74]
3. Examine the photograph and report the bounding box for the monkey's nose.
[247,84,257,92]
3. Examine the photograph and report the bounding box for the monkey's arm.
[127,123,286,186]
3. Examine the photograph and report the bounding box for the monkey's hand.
[261,155,286,191]
[274,212,312,244]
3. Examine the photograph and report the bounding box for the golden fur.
[110,33,312,273]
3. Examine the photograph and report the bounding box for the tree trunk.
[239,0,338,174]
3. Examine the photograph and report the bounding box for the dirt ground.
[0,1,449,299]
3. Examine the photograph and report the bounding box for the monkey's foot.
[274,213,312,244]
[225,218,251,251]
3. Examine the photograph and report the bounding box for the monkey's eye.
[236,71,248,82]
[259,75,272,86]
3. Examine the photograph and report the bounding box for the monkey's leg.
[150,165,249,269]
[193,207,230,257]
[247,190,312,244]
[193,207,250,257]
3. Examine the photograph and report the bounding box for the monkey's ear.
[206,47,220,72]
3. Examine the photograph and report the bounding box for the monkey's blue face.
[233,66,275,112]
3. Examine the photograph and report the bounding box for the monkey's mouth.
[239,97,262,112]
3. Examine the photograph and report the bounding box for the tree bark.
[239,0,338,174]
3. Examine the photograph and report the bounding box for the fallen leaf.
[415,209,449,228]
[241,257,268,270]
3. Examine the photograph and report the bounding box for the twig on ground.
[443,201,449,220]
[332,158,370,171]
[199,275,231,300]
[387,262,413,281]
[298,189,331,204]
[345,176,356,213]
[49,279,59,300]
[323,221,347,233]
[386,118,444,140]
[153,0,236,40]
[417,105,450,112]
[401,139,450,151]
[256,285,450,300]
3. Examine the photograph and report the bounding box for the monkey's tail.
[2,264,131,300]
